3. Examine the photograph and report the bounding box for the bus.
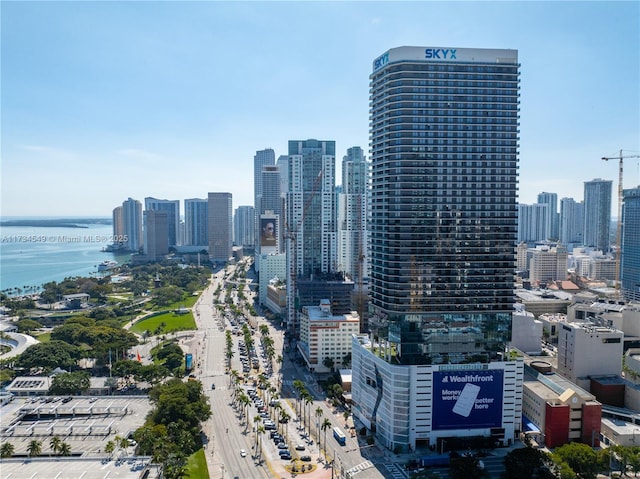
[333,427,346,446]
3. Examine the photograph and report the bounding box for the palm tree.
[321,418,332,457]
[255,425,265,462]
[315,406,324,440]
[50,435,62,455]
[0,442,15,458]
[27,439,42,457]
[253,415,261,438]
[304,392,313,435]
[58,442,72,456]
[105,440,116,456]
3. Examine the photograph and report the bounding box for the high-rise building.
[234,205,255,248]
[537,192,559,240]
[285,139,337,332]
[184,198,208,247]
[518,203,549,243]
[254,148,276,248]
[352,46,522,452]
[559,197,584,249]
[143,210,169,261]
[121,197,142,252]
[112,206,124,246]
[583,179,612,252]
[144,197,180,247]
[621,186,640,302]
[208,192,232,263]
[260,166,283,251]
[338,146,369,281]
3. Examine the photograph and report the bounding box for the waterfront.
[0,220,127,294]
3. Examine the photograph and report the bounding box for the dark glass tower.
[369,46,520,365]
[622,187,640,302]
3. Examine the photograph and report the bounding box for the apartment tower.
[352,46,523,452]
[583,179,612,252]
[621,187,640,302]
[208,192,233,263]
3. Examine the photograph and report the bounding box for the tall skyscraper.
[112,206,124,245]
[143,210,169,261]
[144,197,180,247]
[286,139,336,331]
[184,198,208,247]
[559,197,584,249]
[208,192,232,263]
[260,165,283,252]
[254,148,276,248]
[352,46,522,452]
[518,203,549,243]
[583,178,612,252]
[121,197,142,252]
[337,146,369,281]
[621,186,640,302]
[537,192,559,240]
[234,205,255,248]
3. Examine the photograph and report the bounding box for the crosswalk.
[383,462,407,479]
[345,460,374,476]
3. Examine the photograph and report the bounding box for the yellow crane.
[601,150,640,297]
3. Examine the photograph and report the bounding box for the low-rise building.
[297,299,359,373]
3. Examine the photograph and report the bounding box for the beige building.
[529,244,568,284]
[297,299,360,373]
[557,322,623,390]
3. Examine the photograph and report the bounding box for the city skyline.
[2,1,639,216]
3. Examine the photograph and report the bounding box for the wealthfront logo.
[425,48,457,60]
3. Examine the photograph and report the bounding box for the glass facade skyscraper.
[621,187,640,302]
[368,46,520,365]
[583,178,612,253]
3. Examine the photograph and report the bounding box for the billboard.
[260,218,277,247]
[432,370,503,430]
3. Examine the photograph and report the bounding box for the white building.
[257,252,286,306]
[556,322,623,390]
[352,335,523,451]
[511,307,543,355]
[297,299,359,373]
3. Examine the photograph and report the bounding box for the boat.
[97,260,118,271]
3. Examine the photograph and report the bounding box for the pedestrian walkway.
[346,460,374,476]
[383,463,407,479]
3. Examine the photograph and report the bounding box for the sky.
[1,1,639,217]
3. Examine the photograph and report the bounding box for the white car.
[240,449,247,457]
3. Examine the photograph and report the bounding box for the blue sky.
[2,1,639,217]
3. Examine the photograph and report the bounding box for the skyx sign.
[425,48,457,60]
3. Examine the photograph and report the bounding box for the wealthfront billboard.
[432,370,504,430]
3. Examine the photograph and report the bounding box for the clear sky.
[2,1,639,217]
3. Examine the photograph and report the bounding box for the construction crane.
[284,169,323,338]
[602,150,640,297]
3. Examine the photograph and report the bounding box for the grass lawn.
[151,293,199,312]
[183,448,209,479]
[130,310,196,335]
[35,332,51,342]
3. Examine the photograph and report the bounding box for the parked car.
[240,449,247,457]
[300,455,312,462]
[295,444,305,451]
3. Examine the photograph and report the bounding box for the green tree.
[16,318,42,334]
[504,446,554,479]
[27,439,42,457]
[0,442,15,458]
[449,454,483,479]
[49,371,91,395]
[58,442,71,456]
[16,340,81,371]
[50,435,62,455]
[552,442,600,479]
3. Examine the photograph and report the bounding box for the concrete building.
[622,186,640,302]
[184,198,208,247]
[537,192,559,240]
[234,205,255,249]
[257,251,286,306]
[208,192,233,263]
[254,148,276,246]
[511,306,543,355]
[265,279,287,317]
[556,322,623,390]
[144,197,180,247]
[518,203,550,243]
[112,206,124,247]
[297,299,360,373]
[522,363,601,448]
[529,244,568,285]
[352,46,521,451]
[583,178,612,253]
[143,210,169,261]
[121,197,143,252]
[285,139,337,333]
[559,197,584,251]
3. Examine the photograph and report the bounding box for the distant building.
[297,300,359,373]
[254,149,276,241]
[143,210,169,261]
[529,244,568,284]
[559,197,584,251]
[184,198,208,247]
[621,187,640,302]
[583,178,612,252]
[122,197,143,252]
[518,203,550,243]
[234,205,255,249]
[208,192,233,263]
[511,306,543,354]
[257,252,286,306]
[112,206,124,246]
[145,197,180,247]
[556,322,623,390]
[537,192,559,240]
